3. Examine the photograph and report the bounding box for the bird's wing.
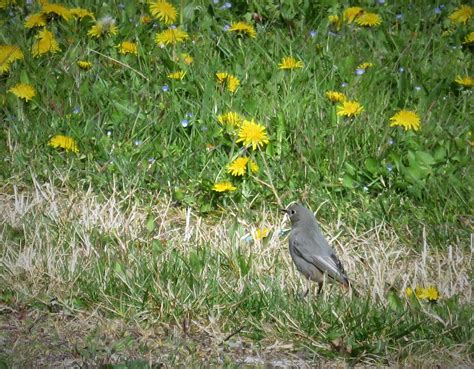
[291,234,349,286]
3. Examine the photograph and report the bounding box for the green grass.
[1,0,473,366]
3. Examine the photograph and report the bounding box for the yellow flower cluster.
[216,72,240,93]
[405,286,439,301]
[155,28,189,46]
[167,70,186,80]
[389,110,421,131]
[0,44,23,73]
[278,57,304,70]
[330,6,382,29]
[227,157,259,177]
[8,83,36,101]
[228,21,256,38]
[48,135,79,153]
[117,41,138,55]
[31,29,61,57]
[88,16,118,38]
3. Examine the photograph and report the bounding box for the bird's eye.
[291,210,296,215]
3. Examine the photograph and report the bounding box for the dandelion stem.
[88,48,149,81]
[257,151,283,208]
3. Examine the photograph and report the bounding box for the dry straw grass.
[1,177,471,304]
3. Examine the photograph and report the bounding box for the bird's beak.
[280,208,289,215]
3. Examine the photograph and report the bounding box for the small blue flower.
[213,0,220,4]
[181,119,190,128]
[355,68,365,75]
[363,186,369,193]
[134,139,143,146]
[241,234,253,243]
[72,107,81,114]
[341,82,348,88]
[186,112,193,118]
[162,85,169,92]
[387,163,393,172]
[440,4,445,9]
[118,3,125,9]
[415,86,421,91]
[396,13,403,20]
[377,0,385,4]
[152,23,158,28]
[148,158,156,164]
[434,7,441,14]
[399,67,405,73]
[170,25,176,29]
[388,138,395,145]
[309,30,317,38]
[223,24,230,31]
[107,131,112,137]
[221,2,231,9]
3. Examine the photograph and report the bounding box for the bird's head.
[281,203,314,226]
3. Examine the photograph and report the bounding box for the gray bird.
[282,203,349,296]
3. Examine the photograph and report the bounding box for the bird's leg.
[316,282,323,296]
[303,287,309,298]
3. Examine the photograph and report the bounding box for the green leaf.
[365,158,379,174]
[387,290,403,312]
[342,174,354,188]
[415,151,435,166]
[145,216,155,233]
[433,146,447,162]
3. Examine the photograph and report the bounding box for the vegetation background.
[1,0,472,367]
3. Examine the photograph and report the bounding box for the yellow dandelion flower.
[344,7,364,23]
[140,15,151,24]
[41,3,72,21]
[180,53,193,65]
[118,41,138,55]
[226,74,240,93]
[155,28,189,46]
[167,70,186,80]
[325,91,347,103]
[31,29,61,57]
[448,5,473,24]
[0,44,23,73]
[88,16,118,38]
[328,15,342,30]
[217,111,244,129]
[415,287,425,298]
[357,62,374,70]
[236,119,269,150]
[215,72,240,93]
[405,287,414,297]
[77,60,92,70]
[24,12,47,29]
[227,157,249,176]
[8,83,36,102]
[278,56,304,70]
[463,32,474,45]
[249,159,259,174]
[228,21,257,38]
[212,181,237,192]
[254,227,270,240]
[389,110,421,131]
[455,75,473,88]
[420,286,439,301]
[355,12,382,27]
[70,8,94,20]
[149,0,177,25]
[336,100,364,117]
[48,135,79,153]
